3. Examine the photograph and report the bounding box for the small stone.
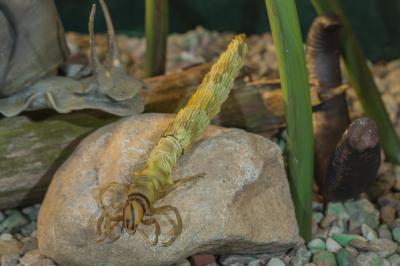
[344,247,358,257]
[320,215,337,229]
[388,254,400,265]
[291,246,311,266]
[307,239,326,253]
[344,199,380,229]
[312,250,337,266]
[0,211,5,222]
[219,255,255,266]
[328,226,344,237]
[248,259,264,266]
[361,224,378,241]
[392,228,400,243]
[266,258,285,266]
[326,203,349,221]
[313,212,324,224]
[21,207,39,222]
[331,234,366,246]
[335,249,355,266]
[380,206,396,224]
[19,249,44,266]
[356,252,384,266]
[326,238,341,253]
[0,210,29,234]
[174,259,191,266]
[1,253,20,266]
[0,238,22,255]
[350,239,397,257]
[0,233,14,240]
[20,222,36,237]
[192,255,217,266]
[377,224,392,240]
[313,202,324,212]
[19,237,38,256]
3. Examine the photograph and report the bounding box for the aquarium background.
[54,0,400,61]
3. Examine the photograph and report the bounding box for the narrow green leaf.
[144,0,169,77]
[311,0,400,164]
[264,0,314,241]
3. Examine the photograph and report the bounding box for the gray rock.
[37,114,300,266]
[20,222,36,238]
[21,207,39,222]
[1,253,20,266]
[326,203,349,221]
[392,227,400,243]
[0,210,29,234]
[388,254,400,266]
[344,199,379,229]
[19,249,55,266]
[335,249,355,266]
[220,255,256,265]
[351,238,393,257]
[248,259,264,266]
[361,224,378,241]
[290,246,311,266]
[313,212,324,225]
[320,215,337,229]
[307,239,326,253]
[267,258,285,266]
[377,224,392,240]
[356,252,384,266]
[326,238,341,253]
[312,250,337,266]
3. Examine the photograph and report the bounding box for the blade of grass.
[264,0,314,241]
[310,0,400,164]
[144,0,169,77]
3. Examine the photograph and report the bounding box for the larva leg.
[163,172,206,196]
[149,205,183,246]
[96,213,123,242]
[138,217,161,245]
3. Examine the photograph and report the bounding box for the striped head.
[123,194,149,234]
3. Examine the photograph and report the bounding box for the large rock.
[37,113,300,266]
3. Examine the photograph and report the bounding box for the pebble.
[344,199,380,229]
[19,249,56,266]
[344,246,358,257]
[219,255,255,265]
[248,259,264,266]
[328,226,344,237]
[1,253,19,266]
[313,212,324,224]
[335,249,355,266]
[320,215,337,229]
[307,239,326,253]
[0,210,29,234]
[361,224,378,240]
[20,222,36,237]
[388,254,400,265]
[291,246,311,266]
[326,203,349,221]
[380,206,396,224]
[331,233,366,246]
[325,238,341,253]
[19,237,38,256]
[392,227,400,243]
[312,250,337,266]
[377,224,393,240]
[266,258,285,266]
[21,206,39,221]
[356,252,385,266]
[0,211,5,222]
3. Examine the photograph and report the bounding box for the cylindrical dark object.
[306,15,351,192]
[323,117,381,201]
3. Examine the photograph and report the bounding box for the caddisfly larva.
[96,34,248,246]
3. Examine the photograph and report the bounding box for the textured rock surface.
[37,114,300,266]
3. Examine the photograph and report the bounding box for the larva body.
[97,34,248,245]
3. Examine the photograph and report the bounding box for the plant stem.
[311,0,400,164]
[264,0,314,241]
[144,0,168,77]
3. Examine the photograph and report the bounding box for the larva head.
[123,195,148,234]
